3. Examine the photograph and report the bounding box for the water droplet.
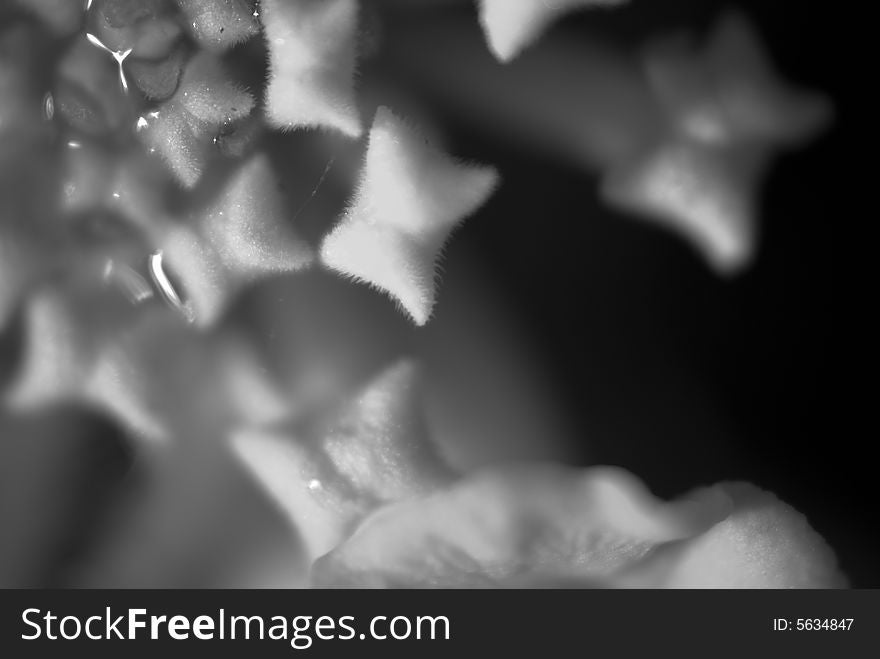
[136,116,149,131]
[42,92,54,121]
[148,250,191,321]
[67,140,82,149]
[308,479,322,491]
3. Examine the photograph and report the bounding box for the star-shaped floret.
[233,360,455,560]
[90,1,182,61]
[479,0,627,63]
[137,52,256,187]
[260,0,362,137]
[175,0,260,52]
[320,107,499,325]
[4,278,289,442]
[157,154,314,326]
[312,465,845,588]
[13,0,84,36]
[5,282,169,440]
[601,12,832,274]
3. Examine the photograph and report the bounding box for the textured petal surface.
[260,0,362,136]
[321,107,498,325]
[620,483,847,588]
[312,464,733,587]
[136,54,256,187]
[4,280,289,441]
[233,360,455,559]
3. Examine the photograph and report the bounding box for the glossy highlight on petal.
[320,107,499,325]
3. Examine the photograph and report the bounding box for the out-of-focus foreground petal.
[312,464,845,588]
[479,0,627,63]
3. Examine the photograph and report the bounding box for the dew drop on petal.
[42,91,54,121]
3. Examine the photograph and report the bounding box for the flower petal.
[601,12,832,275]
[620,482,847,588]
[320,107,499,325]
[260,0,362,137]
[177,51,255,126]
[233,360,455,560]
[479,0,626,62]
[312,464,732,587]
[601,141,760,274]
[13,0,84,36]
[175,0,260,52]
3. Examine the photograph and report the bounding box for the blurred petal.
[5,284,169,440]
[602,141,761,273]
[158,154,314,326]
[4,276,289,441]
[479,0,626,62]
[321,107,499,325]
[233,360,455,560]
[136,53,256,187]
[175,0,260,52]
[128,45,187,101]
[645,13,833,146]
[312,464,733,587]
